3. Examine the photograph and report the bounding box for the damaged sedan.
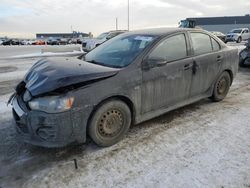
[10,28,238,148]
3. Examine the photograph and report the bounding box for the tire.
[88,100,131,147]
[244,58,250,66]
[237,37,242,43]
[210,71,231,102]
[239,58,245,67]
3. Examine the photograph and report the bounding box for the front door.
[141,33,193,114]
[242,29,249,41]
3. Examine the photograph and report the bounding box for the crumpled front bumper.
[11,95,88,148]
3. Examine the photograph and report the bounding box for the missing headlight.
[23,90,32,102]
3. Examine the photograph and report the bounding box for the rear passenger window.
[149,34,187,62]
[190,33,213,55]
[211,38,220,51]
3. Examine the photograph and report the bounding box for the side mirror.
[142,57,167,70]
[106,36,112,40]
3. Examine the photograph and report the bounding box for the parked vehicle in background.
[10,28,238,148]
[82,30,127,52]
[47,39,60,45]
[69,38,78,44]
[211,31,226,43]
[34,40,46,45]
[2,39,20,45]
[29,40,37,45]
[20,40,28,45]
[179,19,196,28]
[239,38,250,67]
[58,38,68,45]
[20,39,36,45]
[225,28,250,43]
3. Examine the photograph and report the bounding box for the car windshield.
[96,32,109,40]
[84,34,157,68]
[231,29,242,33]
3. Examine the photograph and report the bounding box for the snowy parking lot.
[0,45,250,188]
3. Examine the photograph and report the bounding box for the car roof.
[232,28,248,30]
[125,27,203,37]
[109,30,127,33]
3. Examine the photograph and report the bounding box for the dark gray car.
[10,28,238,148]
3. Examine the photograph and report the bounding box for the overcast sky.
[0,0,250,38]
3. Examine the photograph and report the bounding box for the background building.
[187,15,250,33]
[36,31,89,39]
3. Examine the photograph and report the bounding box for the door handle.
[184,63,192,70]
[217,55,223,62]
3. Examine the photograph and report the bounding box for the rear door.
[189,32,223,97]
[141,32,193,114]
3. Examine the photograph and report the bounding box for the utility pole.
[116,17,118,30]
[127,0,130,31]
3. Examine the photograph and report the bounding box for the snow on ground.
[6,51,85,60]
[0,45,250,188]
[0,45,82,59]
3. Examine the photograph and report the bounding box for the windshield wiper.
[86,60,104,65]
[86,60,122,68]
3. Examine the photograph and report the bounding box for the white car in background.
[225,28,250,43]
[82,30,127,52]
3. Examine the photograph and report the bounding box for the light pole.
[127,0,130,31]
[116,17,118,30]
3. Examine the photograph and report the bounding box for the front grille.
[16,122,29,133]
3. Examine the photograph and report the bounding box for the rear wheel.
[210,71,231,102]
[88,100,131,147]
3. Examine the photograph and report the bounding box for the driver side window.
[149,34,188,62]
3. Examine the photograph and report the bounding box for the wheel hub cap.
[98,110,123,137]
[217,77,227,94]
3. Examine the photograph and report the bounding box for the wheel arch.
[86,95,136,131]
[224,69,233,85]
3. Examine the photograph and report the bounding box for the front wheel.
[237,37,242,43]
[88,100,131,147]
[239,58,246,67]
[210,71,231,102]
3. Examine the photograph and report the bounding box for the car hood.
[24,57,120,96]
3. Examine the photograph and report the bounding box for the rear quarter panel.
[222,46,239,81]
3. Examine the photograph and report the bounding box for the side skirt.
[135,93,211,124]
